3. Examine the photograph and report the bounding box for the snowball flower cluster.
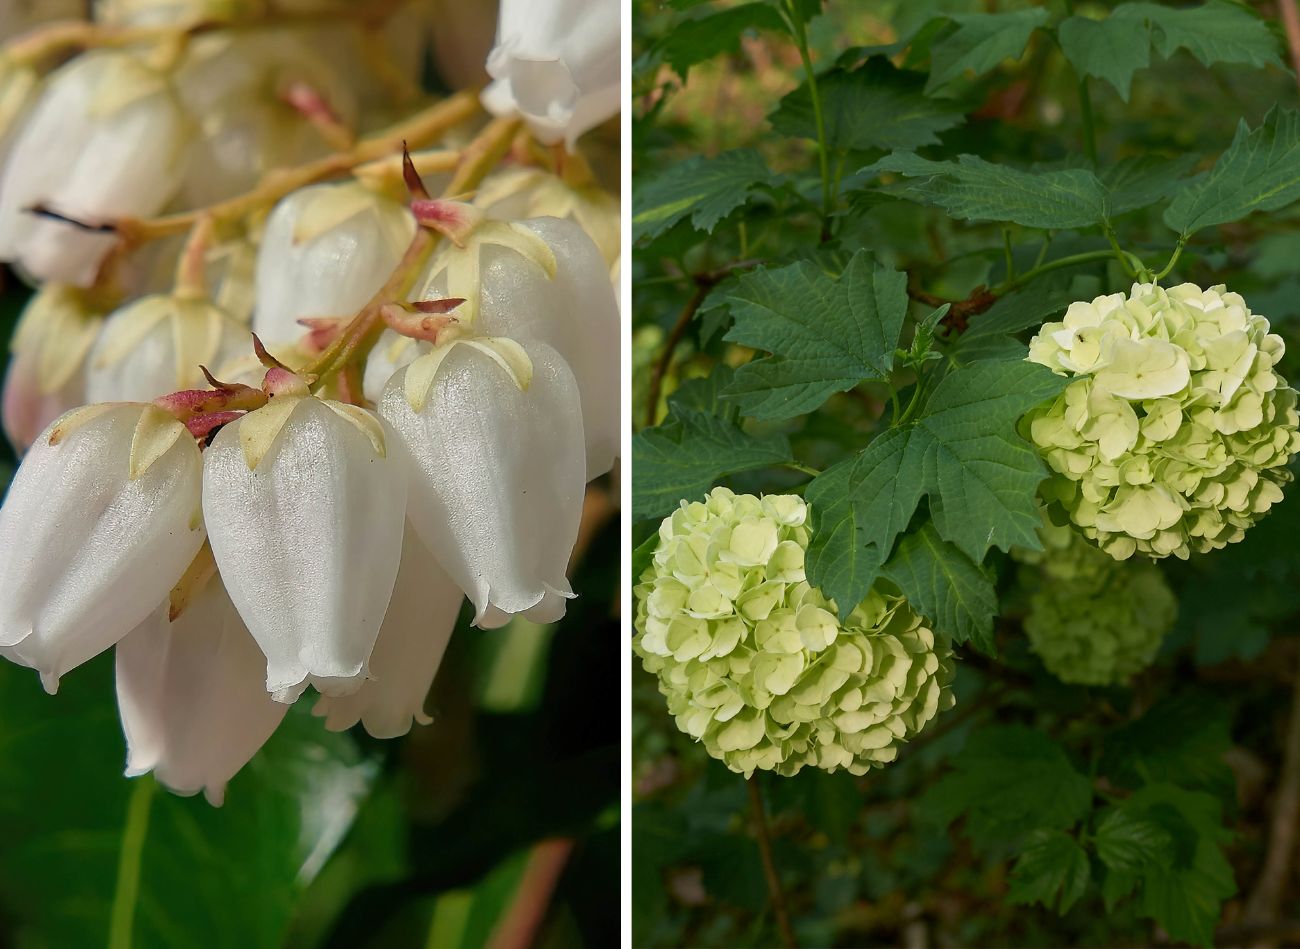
[1024,282,1300,560]
[1016,522,1177,686]
[634,488,955,778]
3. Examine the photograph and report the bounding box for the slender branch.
[995,248,1123,295]
[748,775,797,949]
[120,92,477,242]
[107,775,156,949]
[1152,237,1187,281]
[1243,667,1300,935]
[1279,0,1300,93]
[485,838,576,949]
[644,282,709,428]
[1062,0,1098,167]
[782,0,833,241]
[782,461,821,477]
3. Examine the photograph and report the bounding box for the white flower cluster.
[0,0,619,805]
[1025,282,1300,560]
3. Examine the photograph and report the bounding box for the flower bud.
[2,284,105,453]
[201,390,406,702]
[634,488,957,777]
[1015,523,1177,686]
[0,404,206,692]
[417,216,619,479]
[0,51,189,287]
[1024,282,1300,560]
[115,579,287,805]
[378,338,585,628]
[86,293,248,403]
[253,180,415,344]
[313,527,463,738]
[482,0,619,148]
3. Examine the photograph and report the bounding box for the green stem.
[783,0,833,240]
[994,248,1118,294]
[108,776,156,949]
[782,461,821,477]
[1103,226,1138,278]
[1153,238,1187,281]
[1002,228,1016,282]
[894,379,926,428]
[1063,0,1098,167]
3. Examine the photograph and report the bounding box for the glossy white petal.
[115,579,287,806]
[0,51,188,286]
[253,181,415,343]
[362,329,427,404]
[86,295,249,403]
[202,396,406,702]
[421,216,618,478]
[379,340,585,628]
[482,0,620,148]
[313,527,462,738]
[0,404,206,691]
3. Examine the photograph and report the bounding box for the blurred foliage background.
[632,0,1300,946]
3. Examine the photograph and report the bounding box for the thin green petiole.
[783,0,833,240]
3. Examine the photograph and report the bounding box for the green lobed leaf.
[922,725,1093,854]
[1164,107,1300,236]
[1057,12,1152,101]
[806,359,1067,612]
[879,523,998,652]
[1119,0,1284,72]
[926,8,1050,92]
[864,152,1109,230]
[1095,804,1177,875]
[721,250,908,419]
[950,287,1075,366]
[1101,153,1200,218]
[1007,829,1091,914]
[1099,694,1235,798]
[651,3,788,80]
[631,405,793,521]
[633,149,781,243]
[770,57,965,152]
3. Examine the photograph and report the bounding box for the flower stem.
[782,461,821,477]
[748,774,797,949]
[1062,0,1098,167]
[1152,237,1186,281]
[993,248,1117,294]
[782,0,833,241]
[108,775,156,949]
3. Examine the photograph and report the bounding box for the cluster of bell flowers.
[633,488,956,778]
[1023,282,1300,561]
[0,0,621,805]
[1014,521,1177,686]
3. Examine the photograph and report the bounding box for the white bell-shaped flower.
[482,0,620,148]
[202,376,407,702]
[379,337,585,628]
[172,33,358,207]
[115,579,287,806]
[477,167,620,270]
[86,293,249,403]
[0,51,189,287]
[419,216,619,478]
[253,180,416,344]
[0,404,206,692]
[314,527,463,738]
[2,284,104,453]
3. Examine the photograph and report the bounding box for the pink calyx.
[409,198,483,247]
[154,367,267,423]
[186,410,244,442]
[262,366,313,399]
[297,316,345,354]
[381,299,464,344]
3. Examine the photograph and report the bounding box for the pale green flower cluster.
[633,487,955,777]
[1024,282,1300,560]
[1017,523,1177,686]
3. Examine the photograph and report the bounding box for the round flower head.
[633,488,956,778]
[1017,523,1177,686]
[1024,282,1300,560]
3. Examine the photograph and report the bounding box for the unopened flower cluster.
[1024,282,1300,560]
[1015,522,1177,686]
[633,488,955,777]
[0,0,619,805]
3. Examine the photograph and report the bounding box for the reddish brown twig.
[1279,0,1300,93]
[748,775,798,949]
[486,838,576,949]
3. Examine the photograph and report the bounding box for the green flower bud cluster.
[1017,523,1177,686]
[1024,282,1300,560]
[633,487,955,778]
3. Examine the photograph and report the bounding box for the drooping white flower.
[0,51,190,286]
[86,293,249,403]
[202,374,407,701]
[0,404,206,692]
[482,0,620,148]
[115,579,287,806]
[253,180,416,344]
[418,215,619,478]
[379,337,585,628]
[171,33,358,207]
[2,284,105,453]
[313,527,463,738]
[476,166,620,270]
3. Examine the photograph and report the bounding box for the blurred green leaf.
[1007,828,1090,914]
[1120,0,1283,71]
[649,3,788,80]
[1058,12,1151,101]
[633,150,781,243]
[880,523,998,651]
[926,8,1050,92]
